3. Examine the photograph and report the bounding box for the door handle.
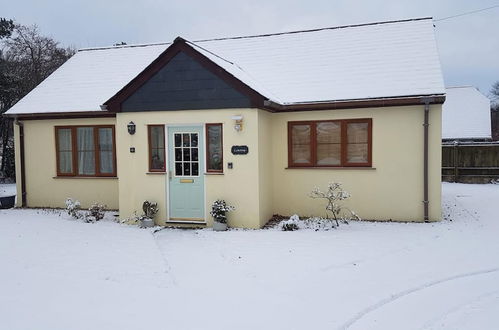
[168,171,172,180]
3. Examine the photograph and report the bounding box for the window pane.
[151,149,165,170]
[59,151,73,174]
[292,144,311,164]
[150,126,164,148]
[57,129,72,173]
[347,122,369,163]
[317,144,341,165]
[99,128,114,174]
[317,122,340,143]
[77,127,95,175]
[347,123,368,143]
[207,125,223,171]
[58,129,72,151]
[291,124,311,164]
[347,144,368,163]
[191,148,198,161]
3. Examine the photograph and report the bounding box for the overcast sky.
[3,0,499,96]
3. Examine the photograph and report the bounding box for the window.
[148,125,166,172]
[206,123,223,172]
[55,126,116,177]
[288,119,372,167]
[174,132,199,176]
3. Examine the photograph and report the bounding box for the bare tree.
[0,21,75,178]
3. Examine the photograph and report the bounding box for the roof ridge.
[193,17,433,42]
[77,16,433,52]
[78,42,171,52]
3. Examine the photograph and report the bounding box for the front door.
[168,126,205,221]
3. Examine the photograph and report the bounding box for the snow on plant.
[309,182,360,227]
[65,198,81,219]
[280,214,301,231]
[85,203,106,223]
[142,201,159,220]
[210,200,235,224]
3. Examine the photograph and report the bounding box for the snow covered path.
[0,183,498,329]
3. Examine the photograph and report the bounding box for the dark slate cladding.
[121,51,251,111]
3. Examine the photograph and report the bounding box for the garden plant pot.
[0,195,15,209]
[140,217,154,228]
[213,221,227,231]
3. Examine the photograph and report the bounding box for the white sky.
[2,0,499,96]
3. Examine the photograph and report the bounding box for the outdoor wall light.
[231,115,243,131]
[127,121,136,135]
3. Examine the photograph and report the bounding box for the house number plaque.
[231,145,249,155]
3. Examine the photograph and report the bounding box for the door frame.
[165,123,207,224]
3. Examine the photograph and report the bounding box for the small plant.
[65,198,81,219]
[85,203,106,223]
[309,182,360,227]
[139,201,159,228]
[210,199,235,224]
[281,215,301,231]
[142,201,159,219]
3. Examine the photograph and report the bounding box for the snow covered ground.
[0,183,498,330]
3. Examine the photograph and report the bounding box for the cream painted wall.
[13,118,119,209]
[13,104,441,227]
[257,110,274,227]
[115,109,265,228]
[269,105,442,221]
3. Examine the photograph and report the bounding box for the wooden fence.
[442,143,499,183]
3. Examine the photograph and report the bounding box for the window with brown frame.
[148,125,166,172]
[55,125,116,177]
[206,123,223,172]
[288,119,372,168]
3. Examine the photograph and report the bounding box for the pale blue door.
[168,126,205,221]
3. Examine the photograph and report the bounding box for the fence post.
[453,140,459,183]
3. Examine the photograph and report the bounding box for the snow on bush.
[309,182,360,227]
[280,214,301,231]
[279,214,341,231]
[65,198,81,219]
[85,203,106,223]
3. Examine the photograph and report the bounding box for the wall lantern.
[231,115,243,132]
[127,121,136,135]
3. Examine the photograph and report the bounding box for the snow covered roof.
[6,17,445,115]
[442,86,491,140]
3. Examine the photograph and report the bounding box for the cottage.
[5,17,445,228]
[442,86,491,142]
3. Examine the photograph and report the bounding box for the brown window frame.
[55,125,117,177]
[148,125,166,172]
[205,123,224,173]
[287,118,372,168]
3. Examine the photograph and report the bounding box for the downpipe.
[422,98,433,222]
[14,118,27,207]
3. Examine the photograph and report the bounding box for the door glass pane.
[99,128,114,174]
[175,162,182,176]
[174,134,181,147]
[183,148,190,161]
[191,133,198,147]
[291,124,311,164]
[207,125,223,171]
[175,148,182,161]
[316,122,341,165]
[191,148,198,161]
[77,127,95,175]
[57,129,72,174]
[192,163,199,176]
[347,122,369,163]
[182,133,190,147]
[183,162,191,176]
